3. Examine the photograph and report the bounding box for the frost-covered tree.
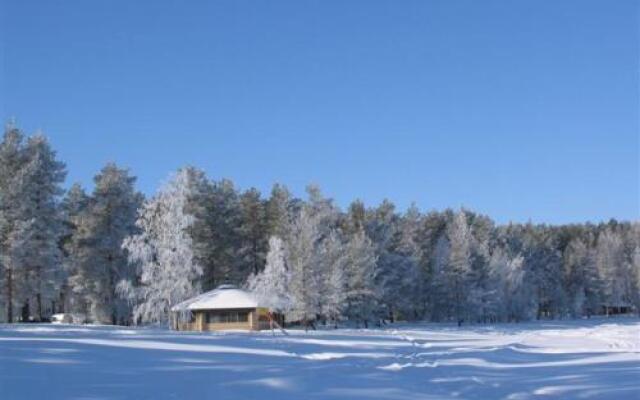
[383,204,424,321]
[342,229,378,326]
[0,125,28,322]
[596,229,626,313]
[447,210,473,325]
[563,238,602,317]
[467,214,494,322]
[429,233,451,321]
[0,127,66,322]
[60,183,90,315]
[365,200,399,321]
[246,236,292,314]
[67,163,143,324]
[520,226,565,319]
[317,231,347,325]
[628,246,640,314]
[118,168,203,325]
[286,206,322,326]
[488,247,530,321]
[343,200,366,235]
[1,126,638,325]
[13,135,66,320]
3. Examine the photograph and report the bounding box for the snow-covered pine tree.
[342,229,377,327]
[0,124,28,322]
[398,204,425,317]
[563,237,603,317]
[246,235,292,314]
[465,213,494,322]
[518,225,565,319]
[118,167,203,325]
[265,183,292,241]
[198,179,243,288]
[343,200,366,235]
[180,169,214,287]
[67,163,143,324]
[383,203,424,321]
[13,135,66,320]
[238,188,268,276]
[364,200,399,322]
[60,183,90,315]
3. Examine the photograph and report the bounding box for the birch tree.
[118,168,203,325]
[447,210,472,325]
[246,235,292,314]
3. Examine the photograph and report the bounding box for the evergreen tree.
[265,183,292,239]
[60,183,90,315]
[342,229,378,327]
[200,179,243,288]
[67,163,142,324]
[238,188,268,276]
[0,125,27,322]
[15,135,66,320]
[564,237,602,317]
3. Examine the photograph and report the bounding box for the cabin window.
[205,311,249,324]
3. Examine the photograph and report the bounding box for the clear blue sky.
[1,0,638,224]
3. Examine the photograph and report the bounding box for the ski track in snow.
[0,318,638,400]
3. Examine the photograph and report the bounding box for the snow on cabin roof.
[171,285,260,312]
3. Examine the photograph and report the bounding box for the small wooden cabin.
[170,285,280,332]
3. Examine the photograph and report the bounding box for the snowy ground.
[0,319,638,400]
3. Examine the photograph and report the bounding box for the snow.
[0,318,638,399]
[171,285,260,311]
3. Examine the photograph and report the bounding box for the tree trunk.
[21,299,30,322]
[6,269,12,322]
[36,292,42,321]
[59,291,66,314]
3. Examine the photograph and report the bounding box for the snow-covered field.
[0,319,638,400]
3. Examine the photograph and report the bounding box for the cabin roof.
[171,285,260,312]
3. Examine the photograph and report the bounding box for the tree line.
[1,125,639,326]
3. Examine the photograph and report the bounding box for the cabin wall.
[172,308,281,331]
[198,309,256,331]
